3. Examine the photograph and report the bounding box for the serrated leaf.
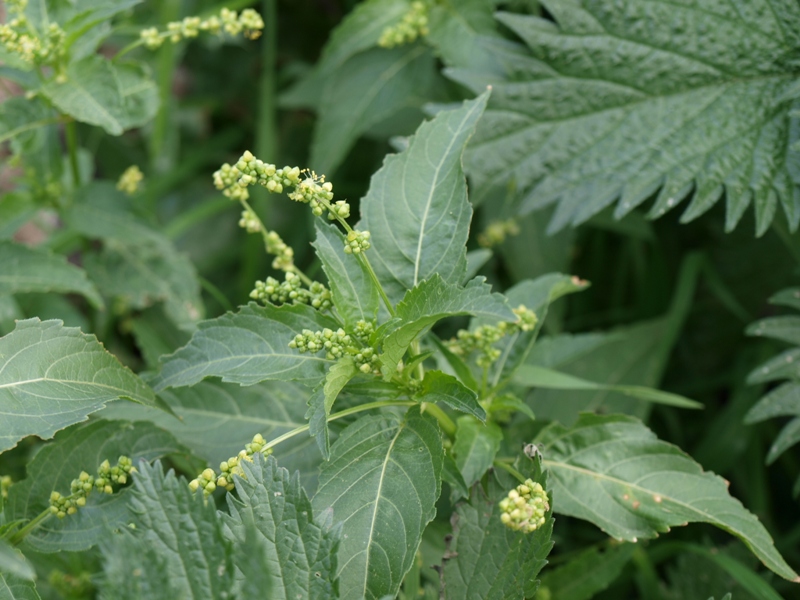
[453,1,800,234]
[154,303,338,390]
[535,413,799,581]
[0,573,41,600]
[307,357,359,459]
[0,319,158,454]
[537,543,635,600]
[0,241,102,308]
[98,531,173,600]
[452,416,502,487]
[747,316,800,345]
[222,454,340,598]
[0,540,35,581]
[514,364,702,409]
[419,370,485,421]
[314,221,379,328]
[359,92,489,304]
[747,348,800,384]
[5,420,183,553]
[489,394,535,421]
[312,408,443,600]
[442,463,553,599]
[380,275,514,378]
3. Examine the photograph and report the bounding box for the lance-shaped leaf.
[5,420,184,553]
[153,303,338,390]
[359,91,489,304]
[0,319,158,454]
[452,416,502,487]
[314,221,379,328]
[0,573,41,600]
[536,543,636,600]
[535,413,799,582]
[379,275,514,379]
[312,408,443,600]
[307,357,359,459]
[452,0,800,235]
[0,241,102,308]
[418,370,485,421]
[442,463,554,599]
[222,454,340,598]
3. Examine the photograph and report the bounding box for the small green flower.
[191,433,273,495]
[478,218,520,248]
[378,1,429,48]
[498,479,549,533]
[0,475,11,500]
[116,165,144,195]
[344,230,371,254]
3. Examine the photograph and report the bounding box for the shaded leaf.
[537,543,635,600]
[0,540,35,581]
[419,370,485,421]
[0,573,41,600]
[307,357,359,459]
[452,416,502,487]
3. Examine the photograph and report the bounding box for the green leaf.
[452,1,800,234]
[0,241,102,308]
[0,573,41,600]
[222,454,340,598]
[0,319,158,454]
[514,365,702,409]
[747,316,800,345]
[769,287,800,311]
[314,221,379,328]
[765,417,800,464]
[0,97,53,157]
[746,381,800,423]
[418,370,485,421]
[0,540,35,581]
[535,413,799,581]
[442,452,469,499]
[442,464,554,599]
[537,544,636,600]
[312,408,443,600]
[359,91,489,304]
[488,394,535,422]
[452,416,502,487]
[112,61,159,130]
[307,356,359,459]
[153,303,338,390]
[99,531,173,600]
[379,275,515,379]
[5,420,184,553]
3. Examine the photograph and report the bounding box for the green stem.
[493,460,526,483]
[8,508,52,546]
[65,119,81,187]
[420,402,456,437]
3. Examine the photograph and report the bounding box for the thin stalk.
[64,119,81,187]
[420,402,456,437]
[493,460,526,483]
[8,507,52,546]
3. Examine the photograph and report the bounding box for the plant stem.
[420,402,456,437]
[65,119,81,187]
[8,508,52,546]
[493,460,526,483]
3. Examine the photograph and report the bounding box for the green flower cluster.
[478,218,520,248]
[48,456,136,519]
[499,478,549,533]
[265,230,294,271]
[378,1,429,48]
[447,305,538,367]
[189,433,272,496]
[140,7,264,50]
[239,207,261,233]
[344,230,372,254]
[250,272,332,310]
[1,475,11,500]
[289,322,379,373]
[116,165,144,195]
[0,0,66,70]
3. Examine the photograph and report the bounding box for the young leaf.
[418,370,486,421]
[0,241,102,309]
[153,303,338,390]
[452,1,800,234]
[222,454,340,598]
[307,356,359,459]
[5,420,184,553]
[535,413,799,581]
[314,221,379,328]
[379,275,515,378]
[312,408,443,600]
[0,319,158,454]
[0,573,41,600]
[452,416,502,487]
[359,91,489,304]
[536,544,636,600]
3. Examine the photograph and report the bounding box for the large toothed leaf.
[153,303,338,390]
[312,408,443,600]
[452,0,800,235]
[5,420,183,553]
[0,241,102,308]
[0,319,158,454]
[535,413,799,581]
[359,92,489,304]
[222,454,340,598]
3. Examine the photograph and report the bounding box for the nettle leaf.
[536,413,799,581]
[359,91,489,304]
[314,221,379,328]
[418,370,485,421]
[452,416,502,487]
[222,454,340,598]
[307,356,359,459]
[453,0,800,235]
[154,303,338,390]
[442,462,554,599]
[5,420,183,553]
[537,543,636,600]
[379,275,514,378]
[312,408,443,600]
[0,319,158,454]
[0,241,102,308]
[0,573,41,600]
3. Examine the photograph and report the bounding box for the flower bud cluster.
[0,2,66,69]
[289,327,379,373]
[344,230,371,254]
[48,456,136,519]
[239,208,261,233]
[447,305,538,367]
[189,434,272,496]
[478,218,520,248]
[140,8,264,50]
[1,475,11,500]
[116,165,144,195]
[512,305,537,332]
[287,171,337,218]
[265,231,294,271]
[499,478,549,533]
[353,319,375,344]
[378,1,429,48]
[250,272,332,310]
